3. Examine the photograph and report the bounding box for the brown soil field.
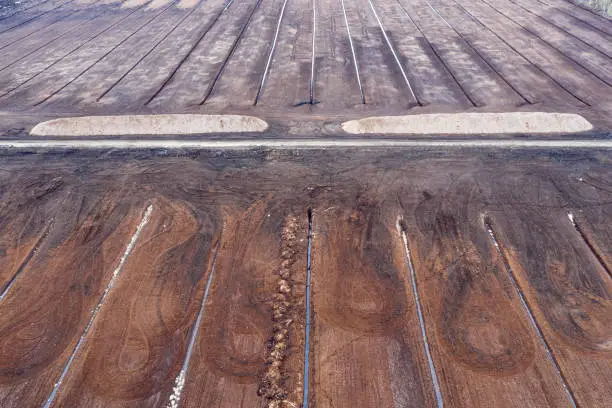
[0,148,610,407]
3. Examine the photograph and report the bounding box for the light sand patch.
[147,0,173,9]
[30,115,269,136]
[121,0,149,8]
[341,113,593,134]
[177,0,199,7]
[97,0,124,5]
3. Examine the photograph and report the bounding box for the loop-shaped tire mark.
[317,208,407,334]
[42,204,153,408]
[485,218,578,408]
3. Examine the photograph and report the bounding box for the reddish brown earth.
[0,148,610,407]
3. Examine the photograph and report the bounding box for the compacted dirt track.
[0,148,610,408]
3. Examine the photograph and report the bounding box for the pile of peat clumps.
[258,216,301,408]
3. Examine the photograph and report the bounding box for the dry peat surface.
[0,0,611,133]
[0,0,612,407]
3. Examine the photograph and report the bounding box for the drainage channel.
[254,0,290,105]
[310,0,316,105]
[422,0,531,106]
[506,0,612,60]
[0,0,53,24]
[0,4,106,72]
[199,0,264,105]
[302,208,313,408]
[0,0,77,37]
[340,0,365,103]
[534,0,611,38]
[42,204,153,408]
[34,0,181,106]
[0,2,147,100]
[484,217,578,408]
[478,0,612,89]
[145,0,236,106]
[567,212,611,278]
[97,0,206,102]
[366,0,420,105]
[394,0,476,107]
[0,0,83,53]
[166,239,221,408]
[0,220,53,302]
[397,220,444,408]
[448,0,590,107]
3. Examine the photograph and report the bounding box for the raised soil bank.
[29,114,269,136]
[341,113,593,134]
